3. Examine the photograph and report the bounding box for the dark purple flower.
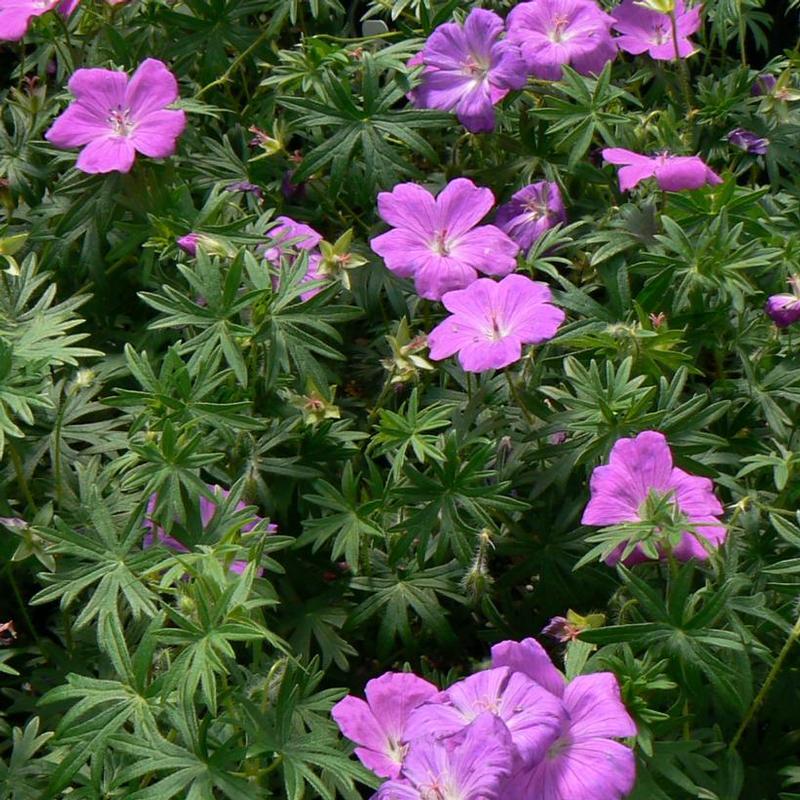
[765,277,800,328]
[542,615,583,642]
[225,180,264,199]
[602,147,722,191]
[495,181,567,250]
[506,0,617,81]
[411,8,527,133]
[370,179,519,301]
[281,169,307,202]
[611,0,701,61]
[331,671,439,778]
[727,128,768,155]
[581,430,726,565]
[752,74,776,96]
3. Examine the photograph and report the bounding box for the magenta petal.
[435,178,495,238]
[654,156,710,190]
[131,109,186,158]
[490,637,566,697]
[414,256,477,300]
[45,102,109,147]
[376,183,437,237]
[462,8,504,60]
[370,229,433,279]
[126,58,180,118]
[331,696,391,772]
[75,135,137,173]
[459,337,522,372]
[0,2,56,40]
[564,673,637,739]
[67,67,128,114]
[450,225,519,276]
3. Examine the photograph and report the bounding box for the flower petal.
[435,178,495,239]
[564,673,637,739]
[131,109,186,157]
[75,135,137,173]
[125,58,180,119]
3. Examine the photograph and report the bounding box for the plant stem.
[8,440,36,512]
[737,0,748,67]
[730,609,800,749]
[6,563,45,653]
[505,370,535,425]
[669,10,694,112]
[196,27,273,99]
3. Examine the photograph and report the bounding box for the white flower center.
[485,312,507,342]
[463,54,489,81]
[550,13,571,43]
[430,229,451,257]
[651,22,670,45]
[108,107,135,137]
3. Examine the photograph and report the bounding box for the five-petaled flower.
[506,0,617,81]
[581,430,727,565]
[46,58,186,174]
[494,181,567,251]
[370,178,519,301]
[601,147,722,191]
[611,0,701,61]
[427,274,565,372]
[411,8,527,133]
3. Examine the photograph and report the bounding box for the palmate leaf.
[30,491,165,639]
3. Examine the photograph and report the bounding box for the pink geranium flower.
[0,0,78,41]
[45,58,186,174]
[581,430,726,565]
[611,0,702,61]
[144,484,274,575]
[506,0,617,81]
[370,179,520,301]
[427,274,565,372]
[411,8,527,133]
[263,216,326,301]
[494,181,567,251]
[331,672,439,778]
[602,147,722,191]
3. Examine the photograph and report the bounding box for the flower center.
[108,106,134,137]
[420,784,446,800]
[484,312,507,342]
[524,197,549,220]
[651,22,670,45]
[430,229,451,256]
[548,735,572,759]
[550,13,570,43]
[473,695,501,715]
[386,736,407,765]
[463,54,489,81]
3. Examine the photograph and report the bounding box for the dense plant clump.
[2,0,800,797]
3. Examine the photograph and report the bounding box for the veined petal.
[376,183,437,238]
[449,225,519,275]
[126,58,180,119]
[435,178,495,238]
[75,135,136,173]
[564,673,637,739]
[45,102,110,147]
[131,109,186,157]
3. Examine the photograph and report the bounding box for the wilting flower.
[45,58,186,174]
[765,276,800,328]
[176,232,235,258]
[506,672,637,800]
[0,0,78,42]
[494,181,567,250]
[263,216,326,301]
[406,666,566,766]
[376,713,514,800]
[331,672,438,778]
[602,148,722,191]
[611,0,701,60]
[506,0,617,81]
[370,179,519,301]
[411,8,527,133]
[581,430,726,564]
[427,274,565,372]
[727,128,769,155]
[144,485,274,574]
[542,610,606,643]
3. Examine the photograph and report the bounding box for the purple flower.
[0,0,78,42]
[225,181,264,200]
[376,713,514,800]
[765,276,800,328]
[263,216,326,301]
[752,73,776,96]
[177,232,200,256]
[427,274,565,372]
[495,182,567,251]
[405,667,566,767]
[331,671,439,778]
[411,8,527,133]
[45,58,186,174]
[370,179,519,301]
[506,0,617,81]
[144,484,274,575]
[602,147,722,192]
[581,430,726,565]
[611,0,701,61]
[727,128,769,155]
[281,169,306,202]
[507,673,637,800]
[491,637,567,697]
